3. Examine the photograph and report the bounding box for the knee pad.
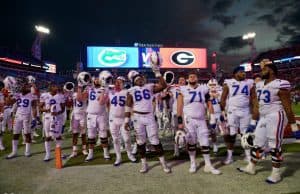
[100,137,108,145]
[250,146,263,162]
[270,148,283,164]
[229,135,236,144]
[153,143,164,157]
[201,146,210,154]
[45,136,52,142]
[88,138,96,145]
[25,133,32,143]
[187,144,197,152]
[13,134,20,140]
[137,143,146,158]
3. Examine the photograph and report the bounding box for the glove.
[246,120,257,133]
[291,123,300,139]
[31,119,37,129]
[220,111,227,122]
[209,114,216,129]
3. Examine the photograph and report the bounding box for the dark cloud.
[256,14,277,27]
[286,35,300,46]
[212,0,235,12]
[244,10,257,17]
[219,36,248,53]
[212,15,236,27]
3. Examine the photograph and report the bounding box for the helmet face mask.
[175,130,187,148]
[77,72,92,86]
[99,70,113,87]
[241,133,255,149]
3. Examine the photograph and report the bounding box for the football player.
[238,59,299,184]
[40,83,66,161]
[6,81,37,159]
[69,83,88,158]
[168,76,186,156]
[124,57,171,173]
[105,76,137,166]
[0,81,5,150]
[220,66,258,164]
[77,72,110,162]
[177,71,221,174]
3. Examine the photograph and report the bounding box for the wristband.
[178,116,183,124]
[125,117,130,123]
[125,106,132,113]
[250,119,257,126]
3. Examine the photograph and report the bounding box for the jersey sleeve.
[279,80,291,90]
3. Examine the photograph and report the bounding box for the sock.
[25,143,31,154]
[159,156,166,164]
[203,154,212,166]
[227,149,233,159]
[141,158,147,164]
[188,151,196,166]
[12,140,18,154]
[45,141,51,155]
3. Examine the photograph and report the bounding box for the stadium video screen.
[87,47,139,68]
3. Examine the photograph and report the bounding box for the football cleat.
[43,154,51,162]
[237,163,256,175]
[189,163,197,173]
[82,149,88,156]
[69,151,78,159]
[223,157,233,165]
[266,169,281,184]
[24,151,31,157]
[6,152,17,159]
[128,154,137,163]
[139,163,149,173]
[204,165,221,175]
[85,153,94,162]
[113,158,122,167]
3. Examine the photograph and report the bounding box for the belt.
[133,111,151,115]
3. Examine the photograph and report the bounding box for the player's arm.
[220,84,229,111]
[31,99,38,118]
[124,93,133,131]
[99,90,109,105]
[177,92,184,129]
[77,86,88,101]
[153,76,167,94]
[250,86,259,121]
[278,89,296,124]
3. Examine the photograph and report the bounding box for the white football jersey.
[179,84,209,119]
[128,83,154,113]
[256,79,290,116]
[86,87,106,115]
[73,92,87,114]
[15,92,36,115]
[169,85,180,114]
[42,93,64,114]
[209,85,222,114]
[108,89,127,118]
[224,78,254,109]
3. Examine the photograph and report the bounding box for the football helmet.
[63,82,75,92]
[26,75,36,84]
[163,71,175,85]
[3,76,17,91]
[241,133,255,149]
[175,130,187,148]
[127,70,139,81]
[77,72,91,86]
[99,70,113,87]
[116,76,126,82]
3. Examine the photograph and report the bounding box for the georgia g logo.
[171,51,195,66]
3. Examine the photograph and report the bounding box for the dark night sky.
[1,0,300,71]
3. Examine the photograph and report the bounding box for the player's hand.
[31,119,37,129]
[246,120,257,133]
[178,123,184,130]
[220,111,227,122]
[125,122,130,131]
[291,123,300,139]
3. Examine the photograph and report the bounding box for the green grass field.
[292,103,300,115]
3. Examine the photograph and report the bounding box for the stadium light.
[242,32,256,40]
[35,25,50,34]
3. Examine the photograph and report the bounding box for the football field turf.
[0,130,300,194]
